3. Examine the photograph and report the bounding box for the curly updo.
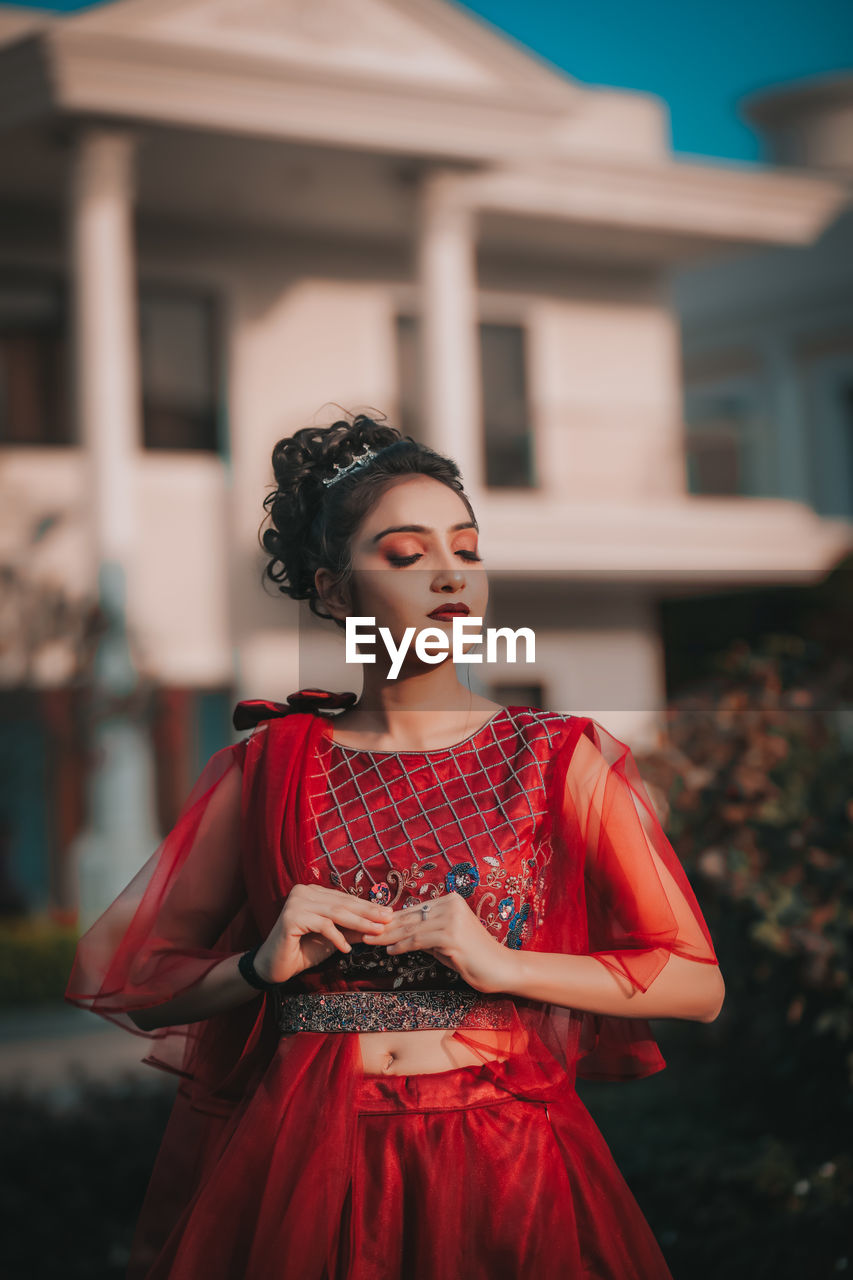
[260,410,476,629]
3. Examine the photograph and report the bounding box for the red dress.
[66,694,721,1279]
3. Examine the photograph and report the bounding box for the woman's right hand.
[253,884,395,984]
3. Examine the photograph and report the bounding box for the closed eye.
[387,551,482,567]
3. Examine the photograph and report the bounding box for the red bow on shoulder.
[232,688,358,731]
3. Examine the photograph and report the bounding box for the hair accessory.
[233,690,358,730]
[321,443,379,487]
[286,688,358,712]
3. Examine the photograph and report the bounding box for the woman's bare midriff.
[357,1027,507,1075]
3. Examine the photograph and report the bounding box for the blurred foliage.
[0,916,79,1006]
[623,599,852,1269]
[645,630,852,1071]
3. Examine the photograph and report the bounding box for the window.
[684,396,744,496]
[479,323,535,488]
[0,274,73,447]
[395,315,535,489]
[139,289,221,453]
[395,313,422,439]
[682,349,768,497]
[0,275,222,453]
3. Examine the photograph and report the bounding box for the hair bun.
[262,528,284,555]
[259,410,470,629]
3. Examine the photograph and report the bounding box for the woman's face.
[317,474,488,672]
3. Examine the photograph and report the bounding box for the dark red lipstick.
[427,604,470,620]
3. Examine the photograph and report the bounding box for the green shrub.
[0,916,79,1006]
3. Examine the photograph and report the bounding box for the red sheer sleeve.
[64,737,268,1096]
[565,718,720,1080]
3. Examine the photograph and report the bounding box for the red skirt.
[132,1032,674,1280]
[338,1056,674,1280]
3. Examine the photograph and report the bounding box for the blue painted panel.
[193,688,233,776]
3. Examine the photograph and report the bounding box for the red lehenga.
[66,692,721,1280]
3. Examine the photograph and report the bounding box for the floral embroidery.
[320,838,552,989]
[507,902,532,949]
[445,861,480,898]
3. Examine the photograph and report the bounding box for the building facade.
[0,0,850,916]
[674,74,853,523]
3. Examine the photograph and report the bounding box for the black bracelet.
[238,945,280,993]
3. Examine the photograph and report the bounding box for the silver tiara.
[321,443,379,487]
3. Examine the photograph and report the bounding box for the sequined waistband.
[274,988,515,1034]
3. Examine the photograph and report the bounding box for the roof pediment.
[0,5,53,47]
[62,0,579,111]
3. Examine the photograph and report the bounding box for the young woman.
[66,413,724,1280]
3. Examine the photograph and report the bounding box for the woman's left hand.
[365,894,518,995]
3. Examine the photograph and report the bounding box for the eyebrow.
[371,521,478,544]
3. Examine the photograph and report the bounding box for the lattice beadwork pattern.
[304,707,573,989]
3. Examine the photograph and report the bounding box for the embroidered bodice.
[276,705,575,999]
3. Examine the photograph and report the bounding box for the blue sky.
[455,0,853,162]
[4,0,852,162]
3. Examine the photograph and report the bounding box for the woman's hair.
[260,409,476,628]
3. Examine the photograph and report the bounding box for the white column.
[66,126,160,926]
[415,169,484,498]
[69,128,141,563]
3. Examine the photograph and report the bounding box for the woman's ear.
[315,566,352,623]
